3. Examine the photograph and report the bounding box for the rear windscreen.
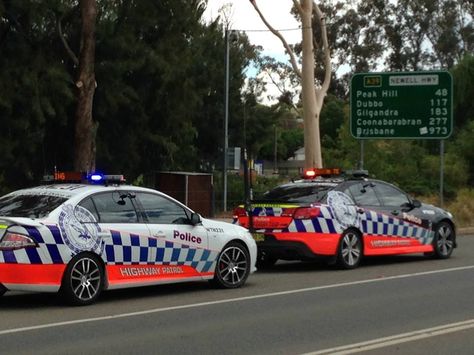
[259,183,336,203]
[0,194,67,219]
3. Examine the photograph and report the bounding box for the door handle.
[98,231,111,239]
[153,232,166,238]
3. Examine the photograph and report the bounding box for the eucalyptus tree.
[250,0,332,169]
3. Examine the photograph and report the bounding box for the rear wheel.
[433,222,455,259]
[211,242,250,288]
[60,253,104,306]
[337,230,363,269]
[256,251,277,269]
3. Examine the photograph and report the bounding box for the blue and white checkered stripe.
[0,224,71,264]
[360,210,433,244]
[103,231,218,273]
[285,206,433,244]
[287,206,337,234]
[0,225,218,273]
[252,207,285,216]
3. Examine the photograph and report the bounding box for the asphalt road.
[2,234,474,355]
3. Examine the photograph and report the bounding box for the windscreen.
[259,183,336,203]
[0,193,67,219]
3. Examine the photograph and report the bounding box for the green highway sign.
[350,71,453,139]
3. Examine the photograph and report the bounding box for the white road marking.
[1,265,474,336]
[305,319,474,354]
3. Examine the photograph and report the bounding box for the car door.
[134,192,211,278]
[341,181,383,235]
[372,182,432,243]
[77,191,153,264]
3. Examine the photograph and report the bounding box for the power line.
[232,26,311,33]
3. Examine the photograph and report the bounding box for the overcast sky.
[203,1,303,104]
[203,0,301,59]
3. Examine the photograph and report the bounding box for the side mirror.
[190,213,202,226]
[412,199,422,208]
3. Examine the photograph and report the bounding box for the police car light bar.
[303,168,341,179]
[43,171,126,185]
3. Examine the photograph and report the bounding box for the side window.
[89,192,138,223]
[374,183,410,207]
[136,192,189,224]
[77,197,100,222]
[345,182,381,206]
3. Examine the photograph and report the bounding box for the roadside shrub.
[445,189,474,227]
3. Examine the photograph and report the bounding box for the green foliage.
[451,55,474,129]
[0,0,472,225]
[0,0,257,192]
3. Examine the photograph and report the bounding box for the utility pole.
[223,28,230,212]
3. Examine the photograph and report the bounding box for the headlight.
[0,232,37,250]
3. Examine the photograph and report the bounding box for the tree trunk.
[73,0,97,173]
[300,0,322,169]
[250,0,330,169]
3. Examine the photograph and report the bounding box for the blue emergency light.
[89,173,104,182]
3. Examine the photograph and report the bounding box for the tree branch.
[58,14,79,66]
[292,0,304,16]
[263,69,299,112]
[314,2,331,94]
[249,0,302,78]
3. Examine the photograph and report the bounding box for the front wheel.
[337,230,363,269]
[211,242,250,288]
[60,253,104,306]
[433,222,455,259]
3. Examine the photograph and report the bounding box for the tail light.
[233,207,248,219]
[0,232,37,250]
[293,207,321,220]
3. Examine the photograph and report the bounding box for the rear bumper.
[258,232,340,261]
[0,264,65,293]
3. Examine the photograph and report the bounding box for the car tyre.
[60,253,104,306]
[0,284,6,296]
[337,230,363,269]
[432,221,455,259]
[256,252,277,269]
[211,242,250,288]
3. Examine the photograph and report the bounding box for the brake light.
[233,207,247,219]
[0,232,37,250]
[293,207,320,219]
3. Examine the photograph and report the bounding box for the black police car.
[233,168,456,269]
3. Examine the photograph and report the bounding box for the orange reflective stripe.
[0,264,65,285]
[107,265,212,285]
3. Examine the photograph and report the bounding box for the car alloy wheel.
[62,253,104,306]
[212,242,250,288]
[337,230,362,269]
[434,222,455,259]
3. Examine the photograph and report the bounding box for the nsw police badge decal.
[327,191,359,230]
[59,204,102,254]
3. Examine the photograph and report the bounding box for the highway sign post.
[350,71,453,139]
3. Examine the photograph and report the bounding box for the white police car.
[0,173,257,305]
